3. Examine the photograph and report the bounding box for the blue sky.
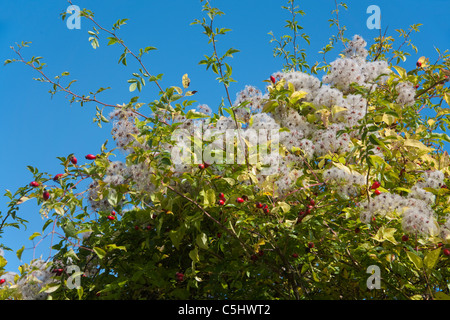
[0,0,449,273]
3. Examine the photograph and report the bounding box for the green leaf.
[93,247,106,259]
[107,189,120,207]
[373,226,398,245]
[382,113,397,126]
[186,109,209,119]
[129,82,138,92]
[435,292,450,300]
[107,37,119,46]
[62,220,78,239]
[189,246,199,263]
[169,226,185,250]
[277,201,291,214]
[404,139,433,153]
[201,189,216,208]
[406,251,423,270]
[222,178,235,186]
[29,232,41,241]
[393,66,407,79]
[182,73,190,89]
[196,233,209,250]
[42,283,61,294]
[444,92,450,106]
[77,287,84,300]
[105,244,127,252]
[424,248,440,271]
[262,101,278,113]
[0,256,7,268]
[290,91,308,105]
[16,246,25,260]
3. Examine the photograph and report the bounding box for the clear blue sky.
[0,0,448,273]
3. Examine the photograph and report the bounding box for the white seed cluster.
[197,104,212,115]
[395,81,416,106]
[323,167,366,198]
[1,259,56,300]
[323,35,390,92]
[440,215,450,242]
[110,108,145,152]
[233,85,264,120]
[224,34,391,197]
[358,170,445,237]
[281,71,321,102]
[103,161,128,186]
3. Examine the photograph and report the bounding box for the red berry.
[218,199,225,206]
[111,211,116,216]
[263,208,270,214]
[444,249,450,256]
[85,154,96,160]
[374,189,381,196]
[416,61,422,68]
[401,235,409,242]
[134,225,139,230]
[355,227,361,234]
[70,156,78,165]
[176,272,184,281]
[256,202,263,209]
[270,75,276,84]
[30,181,39,187]
[308,242,314,248]
[43,190,50,201]
[53,173,64,181]
[107,215,115,221]
[0,279,5,285]
[219,193,225,199]
[371,181,381,190]
[146,225,152,230]
[258,250,264,256]
[198,163,205,170]
[236,197,244,204]
[292,253,299,258]
[53,268,64,276]
[217,232,222,238]
[309,199,315,206]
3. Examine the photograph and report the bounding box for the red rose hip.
[30,181,39,187]
[43,190,50,201]
[371,181,381,189]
